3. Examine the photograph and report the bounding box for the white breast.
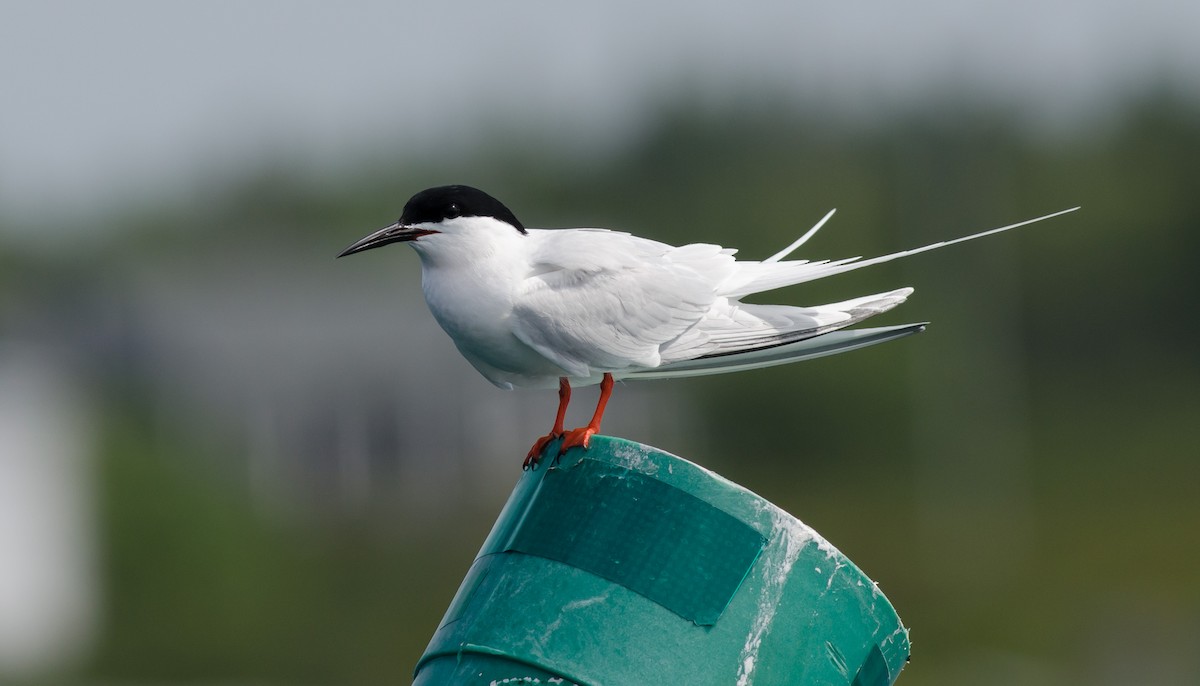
[414,226,573,389]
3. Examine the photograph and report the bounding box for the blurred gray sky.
[2,0,1198,229]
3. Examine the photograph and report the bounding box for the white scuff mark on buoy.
[562,591,611,612]
[881,623,909,651]
[734,506,816,686]
[825,560,847,591]
[813,530,840,560]
[539,591,612,645]
[491,677,580,685]
[609,440,660,475]
[537,615,564,646]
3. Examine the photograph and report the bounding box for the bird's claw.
[523,427,597,470]
[524,432,561,470]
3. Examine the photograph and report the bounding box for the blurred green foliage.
[6,88,1199,685]
[91,404,489,683]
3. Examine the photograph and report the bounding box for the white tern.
[339,185,1077,467]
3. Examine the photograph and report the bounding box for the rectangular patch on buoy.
[504,458,766,626]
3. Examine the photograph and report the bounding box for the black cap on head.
[400,185,526,234]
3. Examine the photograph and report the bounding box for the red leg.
[525,377,571,469]
[559,373,614,455]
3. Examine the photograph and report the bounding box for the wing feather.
[511,230,731,374]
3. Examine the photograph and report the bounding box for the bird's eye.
[445,202,461,218]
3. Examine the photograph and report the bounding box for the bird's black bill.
[337,223,438,257]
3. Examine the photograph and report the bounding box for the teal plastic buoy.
[414,436,909,685]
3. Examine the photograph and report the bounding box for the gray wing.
[510,229,734,376]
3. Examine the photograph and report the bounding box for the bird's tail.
[626,287,915,380]
[624,207,1077,380]
[719,206,1079,298]
[623,322,926,380]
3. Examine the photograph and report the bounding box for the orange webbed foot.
[558,426,597,455]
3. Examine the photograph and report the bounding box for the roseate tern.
[339,185,1077,467]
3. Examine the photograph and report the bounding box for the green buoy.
[414,436,909,685]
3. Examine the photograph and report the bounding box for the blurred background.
[2,1,1198,684]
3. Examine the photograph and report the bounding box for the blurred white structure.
[0,347,97,676]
